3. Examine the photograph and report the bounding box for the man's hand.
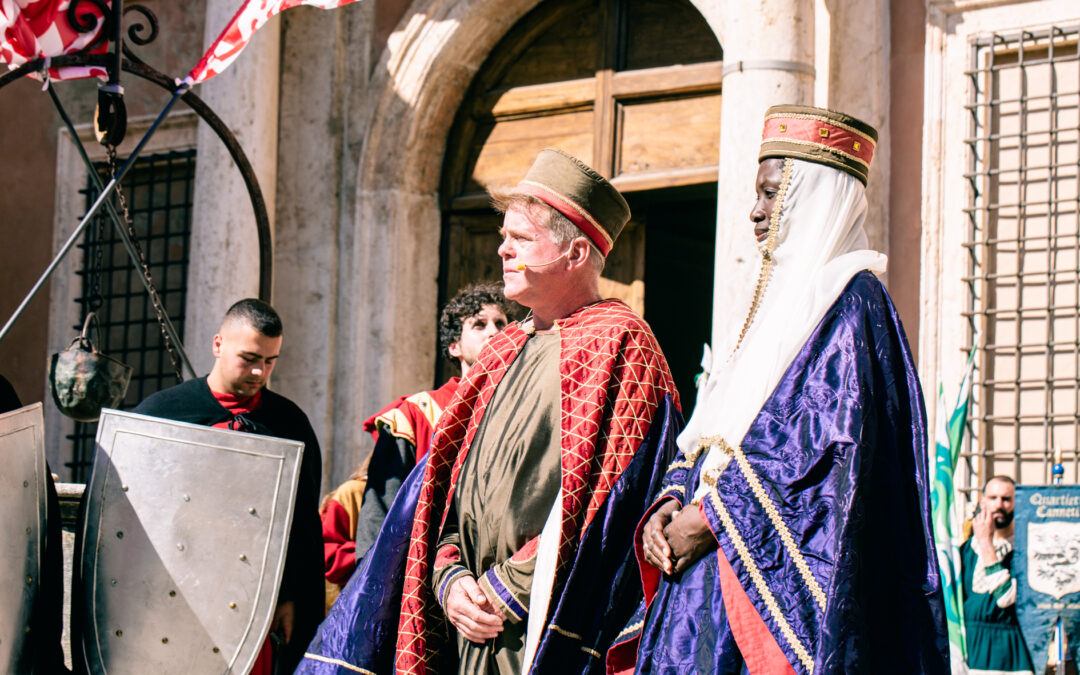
[642,500,679,574]
[972,508,998,560]
[271,600,295,644]
[445,576,504,643]
[663,504,717,574]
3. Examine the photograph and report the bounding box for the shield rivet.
[248,507,256,515]
[115,630,122,637]
[23,481,28,487]
[116,531,124,539]
[26,576,32,584]
[239,554,247,561]
[111,579,118,586]
[121,485,128,492]
[212,647,220,654]
[25,627,30,633]
[183,494,190,502]
[169,590,176,597]
[229,602,237,609]
[25,527,31,535]
[177,543,185,551]
[161,637,169,644]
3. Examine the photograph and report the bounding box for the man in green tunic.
[411,149,678,675]
[297,149,680,675]
[961,475,1035,675]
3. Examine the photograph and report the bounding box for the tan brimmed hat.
[513,148,630,257]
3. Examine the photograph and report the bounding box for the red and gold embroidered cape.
[395,300,679,674]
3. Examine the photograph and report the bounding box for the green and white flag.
[933,345,977,670]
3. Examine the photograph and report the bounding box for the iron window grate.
[66,149,196,482]
[962,26,1080,494]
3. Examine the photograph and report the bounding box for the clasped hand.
[445,576,506,643]
[642,499,716,575]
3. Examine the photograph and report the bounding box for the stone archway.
[329,0,735,485]
[329,0,546,485]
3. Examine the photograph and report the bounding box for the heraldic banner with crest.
[1016,484,1080,670]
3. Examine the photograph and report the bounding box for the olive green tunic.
[433,332,562,675]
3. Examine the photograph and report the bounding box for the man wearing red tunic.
[299,149,683,675]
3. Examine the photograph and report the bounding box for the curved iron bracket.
[0,54,273,302]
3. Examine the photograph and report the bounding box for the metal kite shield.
[0,403,46,674]
[76,409,305,674]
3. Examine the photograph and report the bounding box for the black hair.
[224,298,283,338]
[439,283,513,361]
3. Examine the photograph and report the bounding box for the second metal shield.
[0,403,46,674]
[76,409,304,674]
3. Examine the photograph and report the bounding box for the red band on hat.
[763,117,875,167]
[518,181,613,256]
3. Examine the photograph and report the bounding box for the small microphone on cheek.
[514,251,568,272]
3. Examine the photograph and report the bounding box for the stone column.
[185,0,281,374]
[271,3,373,491]
[325,0,530,489]
[710,0,816,346]
[821,0,891,263]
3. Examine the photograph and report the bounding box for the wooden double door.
[439,0,721,406]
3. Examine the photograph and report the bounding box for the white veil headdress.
[681,158,887,500]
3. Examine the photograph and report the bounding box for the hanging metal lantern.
[49,313,132,422]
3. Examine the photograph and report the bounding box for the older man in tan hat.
[298,150,682,675]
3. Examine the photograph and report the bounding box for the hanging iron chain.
[105,145,184,382]
[88,196,106,312]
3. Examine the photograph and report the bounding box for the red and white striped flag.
[187,0,363,85]
[0,0,109,81]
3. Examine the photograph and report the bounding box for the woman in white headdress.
[608,106,949,675]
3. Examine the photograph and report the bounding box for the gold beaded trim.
[549,624,583,640]
[301,654,376,674]
[728,158,793,359]
[688,432,727,463]
[616,620,644,640]
[699,435,828,613]
[708,489,814,673]
[766,137,870,170]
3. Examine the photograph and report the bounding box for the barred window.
[963,26,1080,492]
[66,149,196,481]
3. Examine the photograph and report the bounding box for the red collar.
[210,387,263,416]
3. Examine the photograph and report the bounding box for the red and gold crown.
[759,105,878,185]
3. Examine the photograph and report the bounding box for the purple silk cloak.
[625,272,949,675]
[298,396,683,674]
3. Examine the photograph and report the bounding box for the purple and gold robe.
[613,272,950,675]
